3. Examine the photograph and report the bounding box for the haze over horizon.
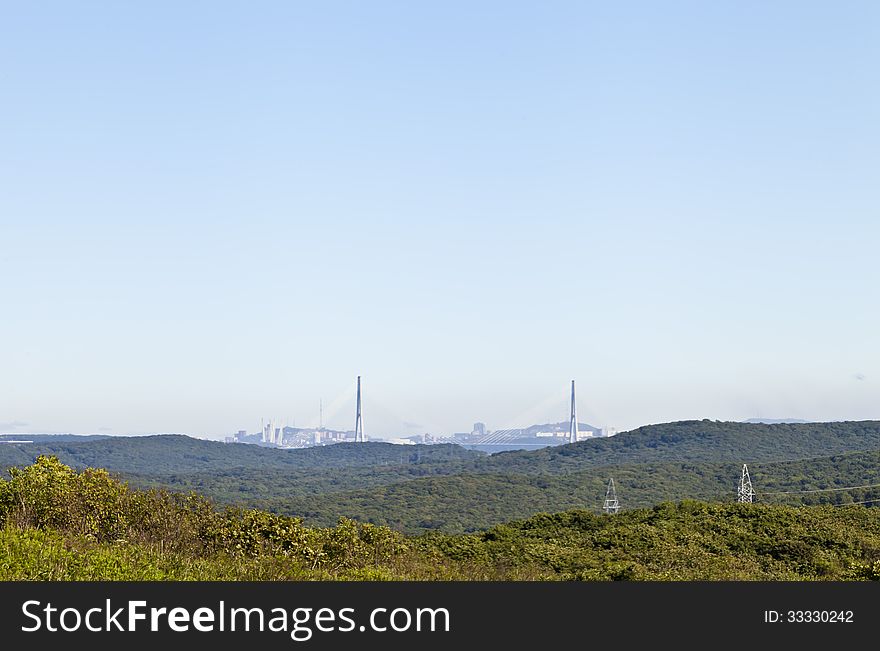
[2,2,878,439]
[0,415,855,442]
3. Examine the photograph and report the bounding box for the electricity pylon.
[603,478,620,514]
[738,463,755,503]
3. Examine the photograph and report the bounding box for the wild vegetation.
[2,457,880,581]
[0,456,413,580]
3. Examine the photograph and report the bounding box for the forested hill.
[271,449,880,533]
[4,421,880,478]
[476,420,880,474]
[0,435,482,475]
[2,457,880,580]
[4,421,880,535]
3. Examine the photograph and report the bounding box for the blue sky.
[1,1,878,438]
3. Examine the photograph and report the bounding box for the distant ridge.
[4,420,880,476]
[0,434,110,443]
[0,435,482,475]
[4,420,880,534]
[743,418,811,424]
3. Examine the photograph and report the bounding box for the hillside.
[233,449,880,533]
[0,435,481,474]
[474,420,880,473]
[5,420,879,479]
[421,501,880,580]
[2,458,880,581]
[121,447,880,535]
[4,421,880,534]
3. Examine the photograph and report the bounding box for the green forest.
[5,421,880,476]
[3,421,879,534]
[2,457,880,581]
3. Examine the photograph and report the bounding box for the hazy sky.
[2,2,878,439]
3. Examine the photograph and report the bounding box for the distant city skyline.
[2,2,878,438]
[0,375,864,441]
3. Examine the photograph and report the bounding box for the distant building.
[460,421,602,452]
[422,433,458,444]
[225,418,608,452]
[231,430,264,445]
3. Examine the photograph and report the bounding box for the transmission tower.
[738,463,755,503]
[568,380,578,444]
[355,375,365,442]
[603,478,620,514]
